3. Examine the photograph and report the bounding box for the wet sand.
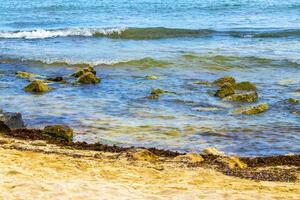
[0,134,299,200]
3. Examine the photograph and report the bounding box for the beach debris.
[0,121,11,133]
[217,156,248,169]
[233,103,268,115]
[224,91,258,103]
[214,83,235,98]
[43,125,73,142]
[148,88,166,99]
[145,75,158,80]
[213,76,236,87]
[286,98,299,104]
[235,81,256,91]
[130,149,159,162]
[15,71,41,79]
[24,80,49,93]
[71,66,96,78]
[0,111,25,129]
[77,72,100,84]
[174,153,204,163]
[202,147,224,156]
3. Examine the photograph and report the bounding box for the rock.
[0,112,25,129]
[193,81,211,86]
[77,72,100,84]
[148,88,166,99]
[286,98,299,104]
[292,110,300,115]
[214,76,236,87]
[71,66,96,78]
[145,75,158,80]
[224,91,258,103]
[202,147,224,156]
[235,82,256,91]
[16,71,39,79]
[215,83,235,98]
[217,156,247,169]
[174,153,204,163]
[234,103,268,115]
[43,125,73,142]
[24,80,49,93]
[0,121,11,133]
[130,149,159,162]
[47,76,64,82]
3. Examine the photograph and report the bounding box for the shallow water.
[0,0,299,156]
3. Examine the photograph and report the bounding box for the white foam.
[0,27,127,39]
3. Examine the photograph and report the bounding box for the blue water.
[0,0,299,156]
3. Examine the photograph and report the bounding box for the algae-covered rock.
[174,153,204,163]
[202,147,224,156]
[77,72,100,84]
[130,149,159,162]
[217,156,247,169]
[286,98,299,104]
[214,76,236,87]
[215,83,235,98]
[16,71,39,79]
[24,80,49,93]
[148,88,166,99]
[71,66,96,78]
[224,91,258,103]
[235,81,256,91]
[43,125,73,142]
[145,75,158,80]
[234,103,268,115]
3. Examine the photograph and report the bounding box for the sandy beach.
[0,134,299,200]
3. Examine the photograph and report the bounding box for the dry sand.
[0,135,299,200]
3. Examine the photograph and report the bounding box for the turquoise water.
[0,0,299,156]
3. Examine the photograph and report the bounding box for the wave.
[2,27,299,40]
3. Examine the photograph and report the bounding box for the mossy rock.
[286,98,299,104]
[174,153,204,163]
[148,88,166,99]
[235,81,256,91]
[217,156,247,169]
[43,125,73,142]
[234,103,268,115]
[145,75,158,80]
[16,71,40,79]
[224,91,258,103]
[215,83,235,98]
[24,80,49,93]
[71,66,96,78]
[130,149,159,162]
[77,72,100,84]
[214,76,236,87]
[202,147,224,156]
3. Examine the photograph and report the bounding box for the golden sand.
[0,136,299,200]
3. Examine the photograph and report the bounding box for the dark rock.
[47,76,64,82]
[0,112,25,129]
[0,121,11,133]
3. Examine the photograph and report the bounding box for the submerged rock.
[217,156,247,169]
[24,80,49,93]
[148,88,166,99]
[174,153,204,163]
[15,71,39,79]
[202,147,224,156]
[235,81,256,91]
[214,83,235,98]
[213,76,236,87]
[71,66,96,78]
[0,112,25,129]
[145,75,158,80]
[77,72,100,84]
[193,81,211,86]
[224,91,258,103]
[234,103,268,115]
[130,149,159,162]
[47,76,64,82]
[43,125,73,142]
[286,98,299,104]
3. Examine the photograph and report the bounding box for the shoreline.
[0,131,299,199]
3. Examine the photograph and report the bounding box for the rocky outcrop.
[0,111,25,129]
[77,72,100,84]
[24,80,49,93]
[71,66,96,78]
